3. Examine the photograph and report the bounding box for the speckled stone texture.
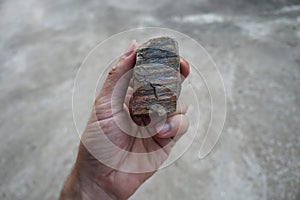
[132,37,181,116]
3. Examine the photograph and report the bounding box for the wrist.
[60,163,116,200]
[59,165,82,200]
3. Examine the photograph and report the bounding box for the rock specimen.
[132,37,181,117]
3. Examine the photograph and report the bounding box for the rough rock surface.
[132,37,181,116]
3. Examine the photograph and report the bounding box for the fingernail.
[125,40,138,57]
[182,58,189,66]
[158,123,170,136]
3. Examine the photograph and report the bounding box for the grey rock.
[132,37,181,116]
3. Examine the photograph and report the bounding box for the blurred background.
[0,0,299,199]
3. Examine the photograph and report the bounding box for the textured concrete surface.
[0,0,300,199]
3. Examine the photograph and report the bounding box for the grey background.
[0,0,299,199]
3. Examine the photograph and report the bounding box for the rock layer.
[132,37,181,116]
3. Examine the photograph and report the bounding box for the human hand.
[60,41,190,200]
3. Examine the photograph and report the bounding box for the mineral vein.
[132,37,181,116]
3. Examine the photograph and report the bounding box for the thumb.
[96,40,138,112]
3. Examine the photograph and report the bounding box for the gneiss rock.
[132,37,181,117]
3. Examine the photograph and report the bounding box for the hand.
[60,41,190,200]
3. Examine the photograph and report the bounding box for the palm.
[80,83,176,199]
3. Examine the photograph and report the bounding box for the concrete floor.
[0,0,300,199]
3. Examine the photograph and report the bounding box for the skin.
[60,41,190,200]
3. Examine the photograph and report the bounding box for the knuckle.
[108,65,118,75]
